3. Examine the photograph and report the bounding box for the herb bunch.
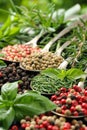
[0,82,56,129]
[31,68,87,94]
[0,0,66,49]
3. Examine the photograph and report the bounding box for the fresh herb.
[0,82,56,129]
[31,68,87,94]
[41,68,86,80]
[31,74,74,94]
[60,23,87,70]
[0,60,7,68]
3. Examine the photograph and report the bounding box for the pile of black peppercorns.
[0,63,38,92]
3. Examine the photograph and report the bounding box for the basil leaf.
[66,68,85,79]
[1,82,18,101]
[57,69,67,80]
[0,95,3,101]
[14,91,56,118]
[0,96,5,109]
[41,68,60,79]
[0,128,5,130]
[0,107,15,129]
[0,60,7,68]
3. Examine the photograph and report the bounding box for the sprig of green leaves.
[41,68,87,80]
[0,82,56,129]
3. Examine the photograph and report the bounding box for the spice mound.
[21,52,63,71]
[0,44,40,62]
[0,63,37,92]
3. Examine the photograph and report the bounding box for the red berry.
[85,87,87,90]
[72,100,78,106]
[61,105,66,110]
[55,100,60,105]
[63,122,71,129]
[73,85,82,92]
[61,99,66,104]
[52,126,59,130]
[85,127,87,130]
[80,128,85,130]
[73,111,79,116]
[73,85,78,90]
[82,108,87,115]
[60,87,66,92]
[42,120,49,128]
[21,123,26,128]
[51,95,57,101]
[81,96,86,102]
[84,90,87,96]
[11,125,18,130]
[60,92,64,97]
[36,118,40,123]
[47,125,53,130]
[39,124,44,129]
[35,124,40,129]
[26,123,30,127]
[70,106,75,112]
[76,95,81,101]
[62,109,65,114]
[78,99,82,104]
[82,103,87,109]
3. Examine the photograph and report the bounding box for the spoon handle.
[25,29,44,47]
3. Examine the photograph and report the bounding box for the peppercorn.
[21,52,63,71]
[0,63,37,92]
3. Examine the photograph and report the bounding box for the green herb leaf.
[0,107,15,129]
[41,68,86,80]
[0,127,5,130]
[66,68,86,79]
[0,96,6,109]
[57,69,67,80]
[1,17,11,32]
[1,82,18,101]
[0,60,7,68]
[14,91,56,118]
[8,27,20,36]
[41,68,60,79]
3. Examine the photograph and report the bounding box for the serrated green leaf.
[1,82,18,101]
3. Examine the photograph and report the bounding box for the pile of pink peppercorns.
[0,44,40,62]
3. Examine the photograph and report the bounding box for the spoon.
[42,13,87,52]
[20,13,87,71]
[20,37,76,72]
[78,68,87,89]
[25,29,45,48]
